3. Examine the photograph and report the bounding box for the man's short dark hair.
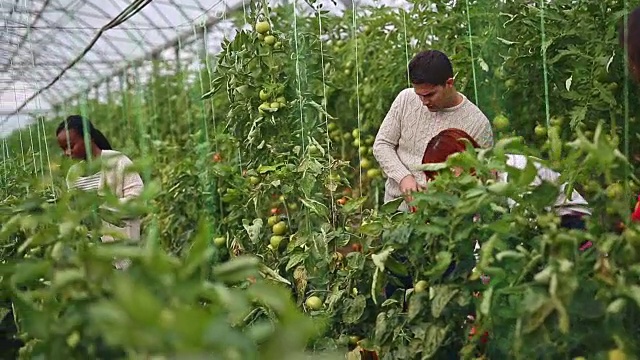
[620,7,640,71]
[408,50,454,86]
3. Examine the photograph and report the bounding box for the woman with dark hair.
[56,115,113,158]
[56,115,144,269]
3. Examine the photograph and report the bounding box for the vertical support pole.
[175,46,181,73]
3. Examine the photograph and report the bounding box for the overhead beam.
[5,56,193,67]
[0,109,49,115]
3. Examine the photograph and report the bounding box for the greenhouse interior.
[1,0,640,359]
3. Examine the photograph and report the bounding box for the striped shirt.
[65,150,144,270]
[498,154,591,216]
[72,173,101,192]
[373,88,493,210]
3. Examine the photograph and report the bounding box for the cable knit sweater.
[373,88,493,211]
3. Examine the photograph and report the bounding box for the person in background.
[373,49,493,212]
[384,128,592,295]
[423,128,593,247]
[621,6,640,82]
[418,128,592,349]
[620,6,640,222]
[422,128,479,181]
[56,115,144,269]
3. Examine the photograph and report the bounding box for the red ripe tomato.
[351,243,362,252]
[469,326,489,344]
[270,208,279,215]
[213,153,222,162]
[337,197,347,205]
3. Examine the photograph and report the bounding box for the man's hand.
[399,175,419,194]
[400,175,425,209]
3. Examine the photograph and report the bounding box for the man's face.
[412,78,454,112]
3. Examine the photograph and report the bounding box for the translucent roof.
[0,0,409,136]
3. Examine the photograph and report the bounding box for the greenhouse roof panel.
[0,0,245,113]
[0,0,409,117]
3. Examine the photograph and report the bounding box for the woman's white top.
[497,154,591,216]
[66,150,144,269]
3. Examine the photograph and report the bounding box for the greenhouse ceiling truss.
[0,0,246,121]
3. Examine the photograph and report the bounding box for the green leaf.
[414,162,448,172]
[407,292,425,321]
[0,307,9,323]
[548,126,563,161]
[381,198,403,214]
[527,181,559,210]
[478,57,489,72]
[111,276,164,326]
[479,287,493,316]
[212,255,260,283]
[495,250,526,262]
[346,251,365,271]
[414,224,447,236]
[509,156,538,188]
[381,225,411,245]
[257,164,284,173]
[492,136,525,155]
[497,36,518,45]
[259,263,291,285]
[246,320,275,343]
[90,244,146,263]
[12,294,50,338]
[246,281,294,315]
[606,298,627,314]
[340,196,368,214]
[385,256,409,276]
[374,312,392,344]
[300,197,329,218]
[624,285,640,309]
[520,288,552,328]
[342,295,367,324]
[358,221,383,236]
[180,218,214,279]
[51,269,86,291]
[10,261,51,289]
[523,300,555,334]
[205,283,251,325]
[242,218,263,244]
[569,105,587,129]
[425,251,452,277]
[87,302,129,344]
[371,248,394,271]
[487,182,512,195]
[464,188,486,199]
[286,252,308,271]
[431,285,459,318]
[422,323,449,358]
[485,218,513,234]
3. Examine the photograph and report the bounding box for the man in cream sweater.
[373,50,494,211]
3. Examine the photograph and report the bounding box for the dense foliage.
[1,0,640,358]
